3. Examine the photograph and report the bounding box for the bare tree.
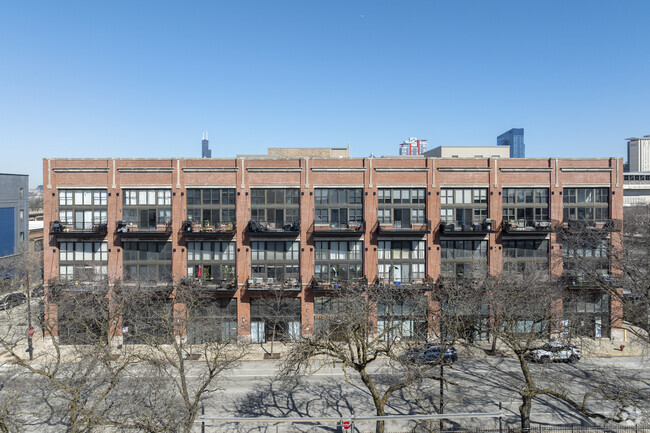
[280,283,459,433]
[111,280,247,433]
[249,286,302,357]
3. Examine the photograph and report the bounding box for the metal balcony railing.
[376,219,431,235]
[115,220,173,236]
[180,220,235,237]
[247,277,301,292]
[502,219,553,234]
[247,220,300,236]
[50,221,108,236]
[312,220,365,236]
[440,219,495,234]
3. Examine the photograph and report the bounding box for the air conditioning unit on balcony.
[535,221,552,229]
[266,277,275,285]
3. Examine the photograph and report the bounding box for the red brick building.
[43,156,624,343]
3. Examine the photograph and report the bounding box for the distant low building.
[623,172,650,207]
[424,145,510,159]
[399,137,428,156]
[241,146,350,159]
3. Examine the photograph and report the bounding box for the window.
[314,188,363,229]
[250,297,301,343]
[440,188,488,227]
[58,189,108,231]
[251,241,300,284]
[186,189,236,229]
[377,296,428,342]
[250,189,300,229]
[314,241,363,282]
[19,210,24,221]
[187,298,238,344]
[122,189,172,230]
[502,188,549,226]
[378,240,425,283]
[562,238,609,282]
[123,241,172,282]
[187,241,235,283]
[19,188,24,199]
[563,188,609,222]
[440,240,487,279]
[502,239,549,273]
[59,241,108,281]
[378,188,426,229]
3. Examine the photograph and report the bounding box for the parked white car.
[527,341,581,364]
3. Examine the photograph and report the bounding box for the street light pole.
[439,363,444,432]
[26,260,33,360]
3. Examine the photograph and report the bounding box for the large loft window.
[250,188,299,230]
[563,187,609,222]
[59,241,108,282]
[186,241,235,284]
[377,296,428,341]
[123,241,172,283]
[502,188,549,226]
[440,188,488,228]
[562,238,609,283]
[58,189,107,231]
[186,298,238,344]
[377,188,426,229]
[440,240,487,279]
[314,241,363,282]
[250,297,301,343]
[123,189,172,230]
[186,188,235,230]
[502,239,549,273]
[378,240,425,284]
[563,292,610,338]
[251,241,300,285]
[314,188,363,229]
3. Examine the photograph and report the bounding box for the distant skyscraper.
[497,128,525,158]
[626,135,650,172]
[202,132,211,158]
[399,137,428,155]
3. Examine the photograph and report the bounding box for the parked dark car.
[407,344,458,364]
[0,293,26,310]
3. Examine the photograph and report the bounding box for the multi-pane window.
[564,292,610,338]
[377,297,428,342]
[440,188,488,227]
[502,239,549,273]
[378,240,425,283]
[314,241,363,282]
[314,188,363,228]
[58,189,108,230]
[250,189,299,229]
[562,239,609,282]
[187,299,238,344]
[123,189,172,230]
[186,188,236,229]
[250,297,301,343]
[378,188,426,228]
[251,241,300,283]
[440,240,488,278]
[59,241,108,281]
[502,188,549,225]
[123,241,172,282]
[563,188,609,222]
[187,241,235,283]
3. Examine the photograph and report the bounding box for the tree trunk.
[519,394,532,433]
[358,367,386,433]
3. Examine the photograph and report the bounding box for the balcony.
[375,277,429,291]
[313,220,365,237]
[560,219,622,233]
[180,220,235,238]
[502,219,553,234]
[247,220,300,237]
[180,277,237,293]
[311,277,367,292]
[50,221,108,238]
[247,277,301,292]
[376,220,431,236]
[115,220,172,237]
[440,219,496,235]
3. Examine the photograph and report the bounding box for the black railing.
[560,218,622,232]
[376,219,431,235]
[247,219,300,235]
[180,277,237,292]
[116,220,173,236]
[440,219,495,234]
[502,219,553,233]
[247,277,301,291]
[311,277,367,291]
[180,220,235,237]
[312,220,365,236]
[50,221,108,236]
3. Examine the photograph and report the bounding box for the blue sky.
[1,1,649,187]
